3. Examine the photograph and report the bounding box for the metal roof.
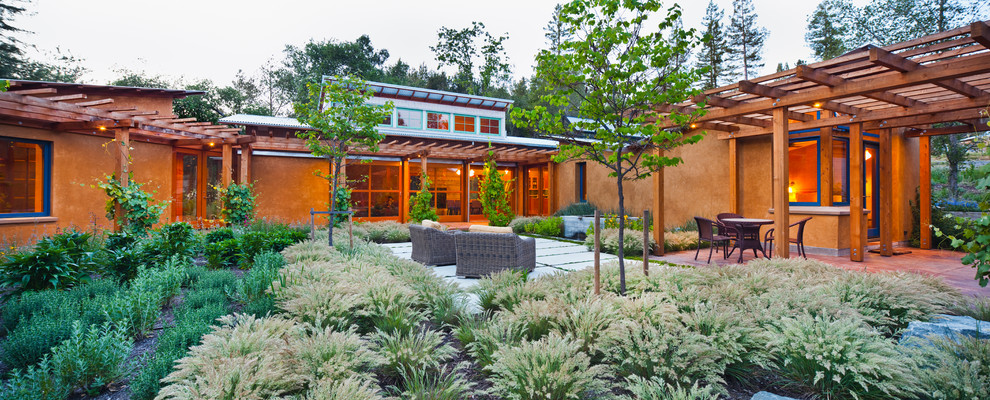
[324,77,514,111]
[4,79,206,98]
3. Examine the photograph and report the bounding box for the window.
[454,115,475,133]
[480,118,500,134]
[397,109,421,128]
[576,162,586,202]
[787,140,819,204]
[410,163,462,218]
[426,112,450,130]
[831,140,849,204]
[380,113,393,127]
[347,161,401,218]
[0,137,50,217]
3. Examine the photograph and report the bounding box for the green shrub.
[0,230,97,294]
[205,227,235,243]
[129,347,184,400]
[238,227,308,264]
[767,314,916,399]
[144,222,200,264]
[219,182,257,225]
[478,156,515,227]
[585,228,656,255]
[486,333,609,400]
[554,201,598,216]
[525,216,563,236]
[394,363,476,399]
[48,321,131,395]
[621,376,718,400]
[0,357,71,400]
[192,269,239,292]
[238,251,285,304]
[509,216,544,233]
[371,328,455,378]
[598,320,722,389]
[105,260,185,337]
[205,238,240,269]
[1,311,76,370]
[409,172,438,223]
[908,335,990,400]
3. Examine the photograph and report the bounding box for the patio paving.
[382,237,617,290]
[656,247,990,297]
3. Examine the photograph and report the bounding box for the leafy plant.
[218,182,257,225]
[554,201,598,216]
[144,221,200,265]
[97,174,166,235]
[409,172,438,223]
[585,228,657,256]
[47,321,132,396]
[205,227,235,243]
[525,216,563,236]
[478,150,515,226]
[486,333,609,400]
[0,232,96,294]
[205,238,239,269]
[370,328,455,378]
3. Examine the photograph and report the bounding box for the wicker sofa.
[454,231,536,278]
[409,224,458,266]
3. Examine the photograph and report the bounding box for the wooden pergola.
[0,81,254,190]
[656,20,990,260]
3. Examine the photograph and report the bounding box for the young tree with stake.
[294,76,394,246]
[512,0,706,295]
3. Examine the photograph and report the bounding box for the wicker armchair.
[409,224,459,266]
[454,232,536,278]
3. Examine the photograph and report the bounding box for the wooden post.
[548,161,557,214]
[348,213,353,252]
[400,160,410,223]
[516,166,525,216]
[772,107,790,258]
[221,143,233,188]
[920,136,932,249]
[879,128,893,256]
[594,210,601,295]
[239,145,252,184]
[114,127,130,230]
[652,153,665,256]
[462,161,469,222]
[820,127,833,206]
[642,210,649,276]
[309,208,315,241]
[728,138,738,213]
[850,123,865,262]
[421,155,427,174]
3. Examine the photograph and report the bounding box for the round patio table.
[721,218,773,263]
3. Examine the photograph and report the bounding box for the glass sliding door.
[410,162,463,222]
[865,143,879,237]
[173,151,224,227]
[524,165,548,216]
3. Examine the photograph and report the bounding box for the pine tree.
[727,0,768,80]
[0,0,29,77]
[696,1,733,90]
[544,4,572,56]
[806,0,854,61]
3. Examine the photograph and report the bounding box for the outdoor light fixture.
[208,142,215,147]
[98,126,107,131]
[813,102,822,108]
[690,123,697,129]
[865,150,872,161]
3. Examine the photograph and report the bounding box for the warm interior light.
[788,186,794,194]
[690,123,697,129]
[98,126,107,131]
[813,102,822,108]
[455,169,461,175]
[864,150,872,161]
[208,142,215,147]
[503,169,509,175]
[469,169,475,177]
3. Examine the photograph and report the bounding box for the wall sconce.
[864,150,872,161]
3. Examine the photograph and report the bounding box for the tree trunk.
[327,156,337,247]
[616,157,626,296]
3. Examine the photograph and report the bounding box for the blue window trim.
[788,137,821,206]
[452,114,477,134]
[424,111,451,132]
[0,137,52,218]
[378,110,394,127]
[833,137,851,206]
[576,162,586,202]
[479,117,501,135]
[395,108,422,129]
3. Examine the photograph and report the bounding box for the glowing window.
[787,140,819,204]
[480,118,499,134]
[454,115,475,133]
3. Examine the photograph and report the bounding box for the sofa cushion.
[422,220,445,230]
[469,225,513,234]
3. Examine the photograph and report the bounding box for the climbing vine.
[408,172,438,223]
[97,174,166,235]
[218,182,257,226]
[478,151,514,226]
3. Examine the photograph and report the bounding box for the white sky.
[14,0,870,87]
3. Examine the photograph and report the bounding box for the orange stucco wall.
[0,126,173,246]
[251,154,330,225]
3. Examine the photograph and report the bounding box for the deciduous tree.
[432,22,511,96]
[512,0,706,295]
[293,76,393,246]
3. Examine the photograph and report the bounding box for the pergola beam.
[739,80,866,116]
[55,119,135,131]
[694,94,812,122]
[869,48,988,98]
[971,21,990,49]
[795,65,918,107]
[905,122,984,137]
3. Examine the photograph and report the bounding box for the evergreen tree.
[696,1,734,89]
[545,4,572,56]
[726,0,767,80]
[0,0,29,77]
[806,0,854,60]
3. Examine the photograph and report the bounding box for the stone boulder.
[751,392,798,400]
[899,314,990,346]
[561,215,593,239]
